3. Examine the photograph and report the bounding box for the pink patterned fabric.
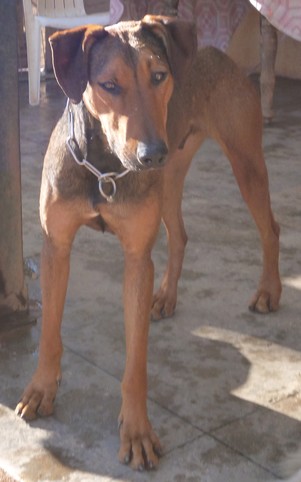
[110,0,124,23]
[119,0,249,51]
[126,0,147,18]
[249,0,301,41]
[178,0,249,50]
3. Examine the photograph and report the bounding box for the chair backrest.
[37,0,86,18]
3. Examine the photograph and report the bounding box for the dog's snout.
[137,140,168,168]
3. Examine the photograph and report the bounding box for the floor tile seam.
[163,432,207,456]
[208,431,280,478]
[44,342,301,415]
[71,437,208,476]
[63,344,122,381]
[204,406,261,437]
[202,407,284,478]
[162,428,278,479]
[62,344,209,435]
[61,343,290,479]
[62,344,264,436]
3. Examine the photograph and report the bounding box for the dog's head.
[49,16,197,171]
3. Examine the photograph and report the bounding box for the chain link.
[66,100,130,202]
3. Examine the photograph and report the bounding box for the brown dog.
[16,16,282,470]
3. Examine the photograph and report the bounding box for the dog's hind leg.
[205,63,281,313]
[16,197,83,420]
[220,140,281,313]
[151,137,204,321]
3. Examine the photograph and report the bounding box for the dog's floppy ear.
[142,15,197,83]
[49,25,108,104]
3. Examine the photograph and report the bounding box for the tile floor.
[0,75,300,482]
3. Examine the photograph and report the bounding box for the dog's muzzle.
[137,140,168,169]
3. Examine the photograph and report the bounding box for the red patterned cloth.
[110,0,124,23]
[117,0,249,51]
[178,0,249,50]
[249,0,301,41]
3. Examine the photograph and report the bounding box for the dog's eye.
[151,72,167,85]
[98,81,121,95]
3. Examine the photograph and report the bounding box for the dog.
[16,16,282,470]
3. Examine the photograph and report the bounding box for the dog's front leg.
[16,200,80,420]
[119,250,162,470]
[110,197,162,470]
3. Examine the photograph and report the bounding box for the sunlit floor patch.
[191,325,301,417]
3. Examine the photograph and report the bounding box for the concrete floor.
[0,75,301,482]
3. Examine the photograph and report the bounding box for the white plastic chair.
[22,0,124,105]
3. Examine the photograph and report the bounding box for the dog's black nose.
[137,140,168,168]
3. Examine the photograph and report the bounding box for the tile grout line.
[63,343,279,477]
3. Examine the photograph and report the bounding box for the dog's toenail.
[155,446,163,457]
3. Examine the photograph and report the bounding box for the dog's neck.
[66,100,130,203]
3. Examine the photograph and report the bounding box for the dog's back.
[168,46,262,156]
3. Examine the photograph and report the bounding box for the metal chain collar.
[66,99,130,203]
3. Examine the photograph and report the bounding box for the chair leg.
[260,15,278,122]
[25,21,41,106]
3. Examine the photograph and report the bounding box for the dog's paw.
[151,288,176,321]
[118,414,162,470]
[15,374,60,420]
[249,282,281,314]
